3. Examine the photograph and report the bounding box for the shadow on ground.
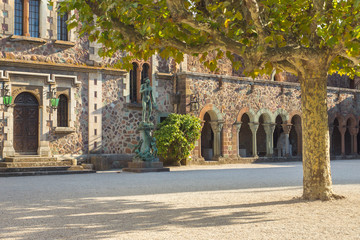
[0,197,302,240]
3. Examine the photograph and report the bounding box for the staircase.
[0,156,95,177]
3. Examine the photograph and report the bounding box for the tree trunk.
[299,68,343,201]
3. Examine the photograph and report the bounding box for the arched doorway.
[332,118,342,155]
[201,113,214,160]
[13,92,39,154]
[238,113,252,157]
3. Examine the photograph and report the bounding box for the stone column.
[210,121,224,159]
[263,123,276,157]
[23,0,30,37]
[281,124,292,156]
[233,122,242,156]
[248,122,259,157]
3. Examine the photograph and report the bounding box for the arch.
[129,62,139,103]
[289,111,302,122]
[257,114,268,156]
[344,114,357,128]
[12,90,41,106]
[333,113,345,128]
[290,114,302,156]
[254,108,273,123]
[273,109,290,123]
[199,105,224,160]
[141,63,151,84]
[236,107,256,123]
[199,104,224,121]
[238,113,253,157]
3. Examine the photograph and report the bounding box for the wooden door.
[13,92,39,154]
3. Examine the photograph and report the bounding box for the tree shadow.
[0,197,302,240]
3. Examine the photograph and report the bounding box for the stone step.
[0,166,71,172]
[4,156,58,162]
[0,170,96,177]
[0,160,73,168]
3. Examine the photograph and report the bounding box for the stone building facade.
[0,0,358,168]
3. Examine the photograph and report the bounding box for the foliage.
[154,114,201,165]
[59,0,360,77]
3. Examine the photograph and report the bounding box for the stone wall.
[49,72,89,155]
[176,72,360,161]
[101,74,174,155]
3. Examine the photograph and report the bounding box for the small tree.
[154,114,202,165]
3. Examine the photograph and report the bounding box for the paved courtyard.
[0,160,360,240]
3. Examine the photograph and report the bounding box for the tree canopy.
[60,0,360,76]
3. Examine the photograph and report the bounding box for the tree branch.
[339,51,360,67]
[244,0,266,44]
[165,0,216,35]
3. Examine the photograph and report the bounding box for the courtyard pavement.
[0,160,360,240]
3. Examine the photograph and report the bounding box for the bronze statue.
[140,78,158,122]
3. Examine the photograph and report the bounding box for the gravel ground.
[0,160,359,240]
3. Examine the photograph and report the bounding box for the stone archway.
[13,92,39,154]
[238,113,252,157]
[201,113,214,160]
[198,104,223,161]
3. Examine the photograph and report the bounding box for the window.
[141,63,150,84]
[29,0,39,38]
[14,0,23,36]
[57,94,68,127]
[129,62,138,103]
[14,0,39,37]
[129,61,151,103]
[57,10,68,41]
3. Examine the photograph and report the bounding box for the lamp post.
[50,88,59,109]
[2,84,12,107]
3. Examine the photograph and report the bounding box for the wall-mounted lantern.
[2,84,12,107]
[189,93,200,112]
[50,88,59,109]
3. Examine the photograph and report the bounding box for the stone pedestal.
[123,161,170,173]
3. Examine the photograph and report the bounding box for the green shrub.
[154,113,202,166]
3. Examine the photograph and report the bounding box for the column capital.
[233,122,242,132]
[248,122,259,133]
[281,123,292,134]
[263,123,276,134]
[210,120,224,133]
[349,126,359,136]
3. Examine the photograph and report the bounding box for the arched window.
[57,94,68,127]
[141,63,150,84]
[129,61,151,103]
[57,9,68,41]
[130,62,138,103]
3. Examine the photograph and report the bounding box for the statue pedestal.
[123,161,170,173]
